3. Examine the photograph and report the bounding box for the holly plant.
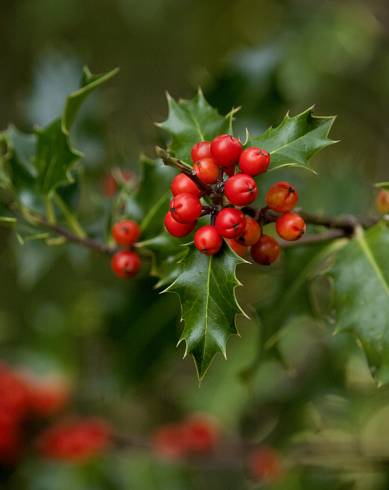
[1,66,388,388]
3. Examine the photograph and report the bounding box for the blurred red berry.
[215,208,246,239]
[193,158,219,184]
[251,235,280,265]
[376,189,389,214]
[37,418,111,461]
[181,415,218,454]
[103,169,134,197]
[171,173,201,197]
[211,134,243,167]
[0,364,29,422]
[194,226,222,255]
[248,446,282,482]
[276,212,306,241]
[0,422,22,466]
[266,181,298,213]
[239,147,270,176]
[112,219,141,247]
[236,216,262,246]
[191,141,211,162]
[111,250,141,278]
[152,424,187,459]
[170,193,202,224]
[224,174,258,206]
[226,239,248,257]
[24,374,70,417]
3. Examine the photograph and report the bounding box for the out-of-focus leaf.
[62,66,119,133]
[157,90,233,162]
[164,246,247,379]
[375,182,389,191]
[328,224,389,385]
[124,156,175,239]
[249,107,337,171]
[137,231,189,288]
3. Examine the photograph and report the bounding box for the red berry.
[210,134,243,167]
[236,216,262,246]
[0,364,29,422]
[215,208,246,239]
[24,373,70,417]
[276,212,306,241]
[191,141,211,162]
[164,212,196,237]
[248,446,282,482]
[194,226,222,255]
[171,173,201,198]
[251,235,280,265]
[226,239,248,257]
[112,219,140,246]
[223,165,236,177]
[103,169,134,197]
[376,189,389,214]
[181,415,218,454]
[224,174,258,206]
[266,181,298,213]
[193,158,219,184]
[152,424,187,459]
[239,147,270,176]
[170,193,202,224]
[0,421,22,465]
[37,418,111,461]
[111,251,141,278]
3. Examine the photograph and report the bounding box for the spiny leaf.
[249,107,337,171]
[163,246,247,379]
[157,90,234,162]
[124,156,175,239]
[62,66,119,133]
[137,231,189,288]
[328,223,389,385]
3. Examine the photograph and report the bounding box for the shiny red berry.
[171,173,201,197]
[194,226,222,255]
[112,220,140,246]
[164,212,196,237]
[251,235,280,265]
[226,239,248,257]
[193,158,219,184]
[276,212,306,241]
[236,216,262,246]
[215,208,246,239]
[224,174,258,206]
[111,250,141,278]
[210,134,243,167]
[239,147,270,176]
[248,446,282,482]
[376,189,389,214]
[191,141,211,162]
[266,181,298,213]
[170,193,202,224]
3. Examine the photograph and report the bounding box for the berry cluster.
[152,414,219,459]
[164,134,306,265]
[111,219,142,278]
[0,363,69,465]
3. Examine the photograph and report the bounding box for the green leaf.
[34,66,118,194]
[163,246,247,379]
[124,156,175,239]
[249,107,337,171]
[62,66,119,133]
[34,119,81,194]
[328,224,389,385]
[375,182,389,191]
[157,90,234,162]
[137,231,189,288]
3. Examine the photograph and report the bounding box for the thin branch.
[155,146,213,195]
[280,229,347,248]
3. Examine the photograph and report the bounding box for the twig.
[155,146,213,195]
[280,229,347,248]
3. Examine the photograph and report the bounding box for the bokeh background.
[1,0,389,488]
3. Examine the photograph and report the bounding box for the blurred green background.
[1,0,389,488]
